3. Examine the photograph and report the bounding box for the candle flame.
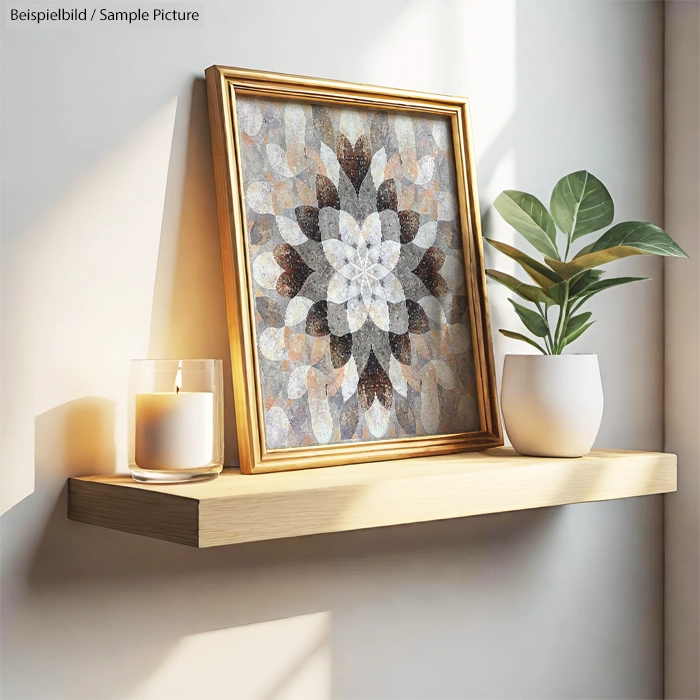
[175,362,182,394]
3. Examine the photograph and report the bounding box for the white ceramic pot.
[501,354,604,458]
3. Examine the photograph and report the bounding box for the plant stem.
[536,303,554,354]
[563,237,571,262]
[553,285,569,354]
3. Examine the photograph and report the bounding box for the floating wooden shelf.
[67,448,677,548]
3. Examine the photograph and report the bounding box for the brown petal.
[295,206,321,242]
[312,105,335,149]
[354,136,372,192]
[358,350,393,410]
[316,174,340,210]
[422,273,448,298]
[406,300,430,334]
[428,274,448,297]
[336,134,371,194]
[377,179,398,212]
[274,242,306,271]
[275,273,301,299]
[398,210,420,243]
[273,243,313,299]
[389,332,412,365]
[413,246,448,297]
[305,300,330,336]
[336,134,354,179]
[330,333,353,368]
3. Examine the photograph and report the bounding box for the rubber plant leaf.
[564,311,593,337]
[485,238,562,292]
[544,222,688,279]
[485,270,554,306]
[548,280,569,306]
[494,190,560,259]
[550,170,614,242]
[562,321,595,348]
[576,276,649,299]
[499,329,546,354]
[508,298,550,338]
[568,269,605,298]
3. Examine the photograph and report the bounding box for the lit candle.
[134,364,214,471]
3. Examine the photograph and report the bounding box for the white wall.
[1,2,667,698]
[664,2,700,698]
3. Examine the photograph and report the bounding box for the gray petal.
[319,207,340,241]
[397,241,424,270]
[299,267,333,303]
[388,302,409,334]
[337,170,360,222]
[357,171,377,221]
[379,209,401,243]
[327,302,350,336]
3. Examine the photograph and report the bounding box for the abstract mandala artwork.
[239,95,479,448]
[206,66,501,472]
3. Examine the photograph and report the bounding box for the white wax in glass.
[135,392,214,470]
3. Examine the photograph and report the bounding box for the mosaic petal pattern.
[238,95,479,448]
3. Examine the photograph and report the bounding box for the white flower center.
[323,211,406,332]
[348,243,383,307]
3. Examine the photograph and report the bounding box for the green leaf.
[562,321,595,348]
[565,312,592,337]
[550,170,614,242]
[551,248,640,277]
[499,329,547,354]
[508,298,550,338]
[577,276,648,299]
[569,269,605,298]
[590,221,688,256]
[494,191,560,259]
[485,270,554,306]
[548,280,568,306]
[485,238,563,292]
[546,221,688,278]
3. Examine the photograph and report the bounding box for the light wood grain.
[67,448,677,548]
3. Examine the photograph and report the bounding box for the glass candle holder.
[128,359,224,483]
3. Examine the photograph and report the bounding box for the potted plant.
[487,170,687,457]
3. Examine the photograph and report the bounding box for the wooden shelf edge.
[67,448,677,548]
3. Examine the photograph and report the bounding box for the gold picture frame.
[205,65,502,474]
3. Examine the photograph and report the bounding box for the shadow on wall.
[34,397,117,479]
[147,78,239,464]
[0,93,178,515]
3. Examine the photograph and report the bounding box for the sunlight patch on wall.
[129,611,331,700]
[455,0,517,169]
[0,99,177,513]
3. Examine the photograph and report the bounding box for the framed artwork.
[205,65,502,474]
